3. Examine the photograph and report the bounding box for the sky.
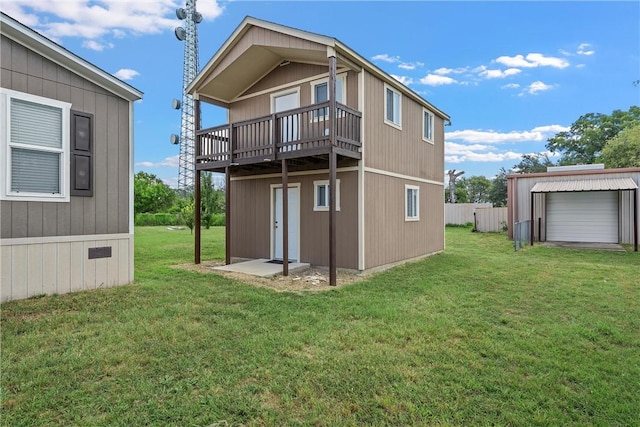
[2,1,639,187]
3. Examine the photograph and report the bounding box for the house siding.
[362,72,444,181]
[0,35,130,240]
[364,172,444,269]
[230,65,359,123]
[509,169,640,244]
[230,170,359,269]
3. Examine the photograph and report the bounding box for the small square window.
[423,109,434,143]
[384,84,402,129]
[314,180,340,211]
[405,185,419,221]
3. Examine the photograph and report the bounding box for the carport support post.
[530,192,534,246]
[634,188,638,252]
[282,159,289,276]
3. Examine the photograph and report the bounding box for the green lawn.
[2,226,639,426]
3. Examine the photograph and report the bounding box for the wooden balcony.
[196,102,362,171]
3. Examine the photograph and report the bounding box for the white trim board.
[0,233,132,246]
[364,167,444,186]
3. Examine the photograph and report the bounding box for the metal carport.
[530,177,638,251]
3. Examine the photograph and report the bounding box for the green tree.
[546,106,640,165]
[444,186,468,204]
[599,124,640,168]
[464,176,492,203]
[513,153,555,173]
[134,171,175,214]
[180,200,195,234]
[488,168,508,207]
[200,172,224,229]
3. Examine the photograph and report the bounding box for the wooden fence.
[445,203,508,233]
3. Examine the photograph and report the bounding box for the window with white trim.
[384,84,402,128]
[314,179,340,211]
[1,89,71,202]
[405,185,419,221]
[423,109,434,143]
[311,74,346,120]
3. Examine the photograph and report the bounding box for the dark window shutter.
[70,111,93,197]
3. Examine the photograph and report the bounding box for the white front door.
[273,186,300,261]
[273,91,299,148]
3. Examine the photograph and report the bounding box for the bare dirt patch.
[172,260,367,293]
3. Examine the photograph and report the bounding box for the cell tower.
[171,0,202,191]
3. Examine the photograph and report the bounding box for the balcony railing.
[196,102,361,169]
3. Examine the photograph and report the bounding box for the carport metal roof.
[530,177,638,193]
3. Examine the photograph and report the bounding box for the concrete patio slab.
[213,259,310,277]
[542,242,625,252]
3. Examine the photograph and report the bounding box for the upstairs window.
[1,89,71,202]
[384,84,402,129]
[423,109,434,143]
[311,74,346,120]
[314,179,341,211]
[405,185,419,221]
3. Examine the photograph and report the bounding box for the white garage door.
[546,191,618,243]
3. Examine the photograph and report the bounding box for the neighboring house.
[507,165,639,251]
[188,17,450,284]
[0,13,143,301]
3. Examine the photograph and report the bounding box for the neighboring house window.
[0,88,71,202]
[384,84,402,129]
[314,179,340,211]
[405,185,419,221]
[311,74,346,120]
[423,109,434,143]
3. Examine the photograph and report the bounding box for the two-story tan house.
[188,17,449,285]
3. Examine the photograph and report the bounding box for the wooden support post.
[195,169,201,264]
[282,159,289,276]
[225,166,231,265]
[328,54,337,286]
[194,99,201,264]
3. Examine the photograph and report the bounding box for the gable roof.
[1,12,143,102]
[188,16,449,120]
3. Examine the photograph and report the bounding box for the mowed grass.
[2,226,639,426]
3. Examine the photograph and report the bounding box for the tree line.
[134,171,224,232]
[446,106,640,205]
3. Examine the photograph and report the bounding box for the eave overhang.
[1,12,143,102]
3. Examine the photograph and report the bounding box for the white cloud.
[114,68,140,80]
[371,53,400,63]
[136,155,180,168]
[82,40,114,51]
[4,0,223,44]
[398,61,424,70]
[479,68,521,79]
[433,67,469,75]
[391,75,413,86]
[496,53,569,69]
[577,43,595,56]
[419,74,458,86]
[525,80,553,94]
[502,83,520,89]
[446,124,568,144]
